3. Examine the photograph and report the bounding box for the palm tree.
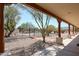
[4,5,20,37]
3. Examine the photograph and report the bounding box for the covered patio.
[0,3,79,56]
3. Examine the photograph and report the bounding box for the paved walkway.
[32,33,79,56]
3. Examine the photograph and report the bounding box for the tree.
[46,25,56,36]
[32,12,51,43]
[18,22,35,37]
[4,5,20,37]
[20,5,51,42]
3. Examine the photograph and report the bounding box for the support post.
[68,24,71,38]
[75,27,78,35]
[58,20,61,38]
[56,19,63,45]
[0,3,4,53]
[73,26,75,35]
[68,24,70,35]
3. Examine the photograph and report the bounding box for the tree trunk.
[29,28,30,37]
[34,29,35,36]
[5,29,15,37]
[47,33,49,36]
[42,36,46,43]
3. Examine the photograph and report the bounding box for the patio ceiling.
[36,3,79,28]
[26,3,79,28]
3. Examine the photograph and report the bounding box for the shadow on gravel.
[7,40,55,56]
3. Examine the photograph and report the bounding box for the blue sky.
[15,4,68,28]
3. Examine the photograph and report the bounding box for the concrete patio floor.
[32,33,79,56]
[57,34,79,56]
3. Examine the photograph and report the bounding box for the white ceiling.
[36,3,79,28]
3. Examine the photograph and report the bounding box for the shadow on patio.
[56,34,79,56]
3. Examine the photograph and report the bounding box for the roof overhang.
[25,3,79,28]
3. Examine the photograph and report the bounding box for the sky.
[15,4,68,28]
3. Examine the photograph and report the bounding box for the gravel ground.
[1,32,77,56]
[3,40,55,56]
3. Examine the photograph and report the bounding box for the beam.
[25,3,79,28]
[0,3,4,53]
